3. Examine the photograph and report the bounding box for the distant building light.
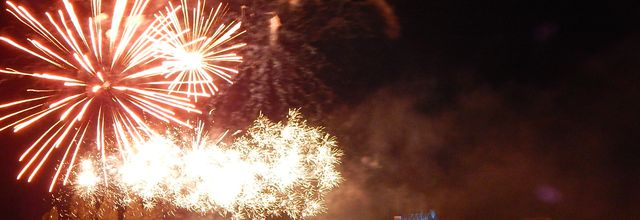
[393,210,438,220]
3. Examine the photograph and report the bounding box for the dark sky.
[315,0,640,219]
[1,0,640,219]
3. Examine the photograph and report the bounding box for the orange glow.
[0,0,202,191]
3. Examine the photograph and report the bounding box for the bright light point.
[95,13,109,22]
[105,29,115,39]
[282,126,294,139]
[76,160,98,187]
[125,15,144,26]
[179,52,204,70]
[91,85,101,93]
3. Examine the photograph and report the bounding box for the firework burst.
[154,0,246,100]
[0,0,204,191]
[73,110,342,219]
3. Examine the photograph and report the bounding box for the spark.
[73,110,342,219]
[76,160,99,189]
[154,0,246,100]
[0,0,202,191]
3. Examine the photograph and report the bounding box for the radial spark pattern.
[155,0,245,99]
[0,0,204,191]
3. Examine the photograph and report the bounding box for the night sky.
[1,0,640,219]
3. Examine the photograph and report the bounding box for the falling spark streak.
[0,0,201,191]
[73,110,342,219]
[155,0,246,100]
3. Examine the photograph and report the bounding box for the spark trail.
[0,0,204,191]
[155,0,246,100]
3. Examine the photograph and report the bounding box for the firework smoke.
[210,0,399,127]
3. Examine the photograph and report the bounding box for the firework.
[73,110,342,219]
[0,0,204,191]
[154,0,246,100]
